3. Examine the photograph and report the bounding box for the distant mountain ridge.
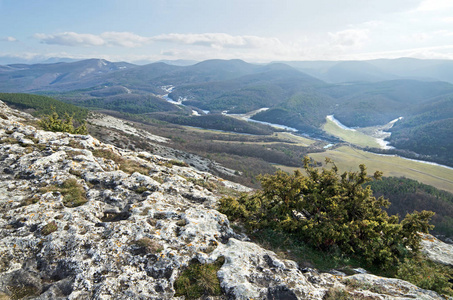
[0,58,452,166]
[278,58,453,84]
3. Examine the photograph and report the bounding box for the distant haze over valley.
[0,57,452,168]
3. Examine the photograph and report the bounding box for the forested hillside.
[368,177,453,239]
[1,59,452,166]
[0,93,88,121]
[388,94,453,166]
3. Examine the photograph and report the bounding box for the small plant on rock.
[92,148,149,175]
[174,257,225,299]
[396,256,453,296]
[41,221,58,236]
[133,237,163,254]
[40,178,87,207]
[59,179,88,207]
[323,287,351,300]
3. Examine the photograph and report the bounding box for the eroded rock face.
[0,101,450,299]
[420,234,453,267]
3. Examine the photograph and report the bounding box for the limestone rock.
[420,233,453,267]
[0,101,450,300]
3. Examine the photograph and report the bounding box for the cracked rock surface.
[0,100,451,299]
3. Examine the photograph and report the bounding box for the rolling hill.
[0,58,452,166]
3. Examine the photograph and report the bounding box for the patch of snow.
[161,85,174,93]
[192,110,200,116]
[123,87,132,94]
[228,108,269,120]
[247,119,298,132]
[79,68,95,78]
[227,108,298,132]
[89,114,169,144]
[327,115,356,131]
[160,85,186,106]
[373,117,403,149]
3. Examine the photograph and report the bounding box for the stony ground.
[0,100,451,299]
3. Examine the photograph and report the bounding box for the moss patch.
[323,287,351,300]
[92,148,149,175]
[40,178,87,207]
[41,221,58,236]
[7,285,40,300]
[132,237,163,254]
[174,256,224,299]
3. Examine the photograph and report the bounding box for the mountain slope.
[169,64,325,113]
[322,80,453,127]
[0,101,451,299]
[281,58,453,84]
[0,59,134,92]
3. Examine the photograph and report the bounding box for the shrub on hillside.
[219,157,434,269]
[39,110,88,134]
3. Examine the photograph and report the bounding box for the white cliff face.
[420,234,453,267]
[0,100,450,299]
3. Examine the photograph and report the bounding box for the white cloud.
[409,32,430,42]
[33,31,282,50]
[328,29,369,48]
[100,32,150,47]
[416,0,453,11]
[35,32,105,47]
[442,17,453,23]
[152,33,282,49]
[34,32,151,47]
[3,36,18,42]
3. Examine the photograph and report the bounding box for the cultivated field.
[322,117,382,148]
[278,146,453,194]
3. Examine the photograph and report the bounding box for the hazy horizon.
[1,0,453,64]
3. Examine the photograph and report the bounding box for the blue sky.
[1,0,453,64]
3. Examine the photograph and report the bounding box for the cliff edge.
[0,101,451,299]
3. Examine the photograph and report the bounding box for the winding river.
[160,88,452,171]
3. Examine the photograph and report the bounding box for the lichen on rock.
[0,100,451,299]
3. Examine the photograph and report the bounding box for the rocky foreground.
[0,100,451,299]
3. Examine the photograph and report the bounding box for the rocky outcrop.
[420,233,453,267]
[0,101,451,299]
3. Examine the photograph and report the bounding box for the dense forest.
[148,112,275,135]
[0,93,88,121]
[367,177,453,239]
[1,59,453,167]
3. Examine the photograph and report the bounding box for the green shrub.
[39,110,88,134]
[396,257,453,296]
[219,157,434,270]
[174,257,224,299]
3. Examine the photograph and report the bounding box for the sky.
[1,0,453,64]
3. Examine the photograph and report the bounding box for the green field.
[275,132,316,146]
[278,146,453,194]
[323,117,382,148]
